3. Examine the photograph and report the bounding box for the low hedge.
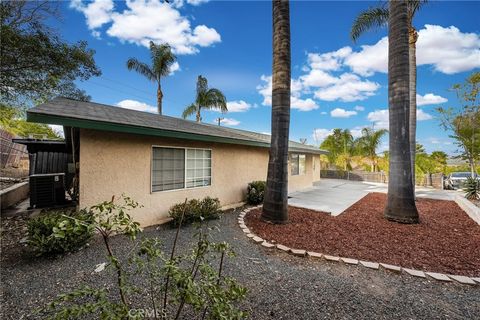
[246,181,266,205]
[169,197,221,227]
[27,210,94,255]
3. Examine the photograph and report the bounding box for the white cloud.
[354,105,365,111]
[417,25,480,74]
[313,73,379,102]
[226,100,252,112]
[291,97,319,111]
[350,127,364,139]
[367,108,432,129]
[306,47,352,71]
[216,117,240,126]
[312,128,333,143]
[116,99,157,113]
[71,0,220,55]
[416,93,448,106]
[169,61,180,74]
[70,0,114,30]
[342,25,480,76]
[300,69,338,88]
[330,108,357,118]
[344,37,388,76]
[257,75,319,111]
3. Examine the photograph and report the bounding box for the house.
[27,97,327,226]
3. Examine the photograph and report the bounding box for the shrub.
[169,197,221,226]
[246,181,266,205]
[27,210,94,255]
[465,177,479,200]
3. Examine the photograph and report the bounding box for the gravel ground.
[1,208,479,319]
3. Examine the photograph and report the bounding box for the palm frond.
[182,103,197,119]
[150,42,177,77]
[203,88,227,112]
[196,75,208,97]
[126,58,157,82]
[350,7,389,42]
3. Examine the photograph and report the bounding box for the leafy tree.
[383,0,418,224]
[430,151,448,173]
[0,1,100,107]
[182,75,227,122]
[320,129,355,170]
[437,72,480,178]
[355,127,387,172]
[0,104,60,138]
[127,42,177,115]
[262,0,291,224]
[351,0,428,187]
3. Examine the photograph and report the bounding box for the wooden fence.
[320,170,444,189]
[0,129,28,169]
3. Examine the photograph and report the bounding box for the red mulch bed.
[245,193,480,277]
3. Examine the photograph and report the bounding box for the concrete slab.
[288,179,457,216]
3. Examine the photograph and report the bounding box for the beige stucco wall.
[79,129,320,227]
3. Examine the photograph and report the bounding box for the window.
[291,154,306,176]
[152,147,211,192]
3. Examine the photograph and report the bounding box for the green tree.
[351,0,428,187]
[437,72,480,177]
[0,1,100,107]
[384,0,419,224]
[182,75,227,122]
[355,127,388,172]
[320,129,355,170]
[0,104,59,138]
[127,42,177,115]
[430,151,448,173]
[262,0,291,224]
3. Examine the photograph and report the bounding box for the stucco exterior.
[79,129,320,227]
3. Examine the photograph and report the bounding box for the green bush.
[27,210,94,255]
[246,181,266,205]
[169,197,221,226]
[465,177,479,200]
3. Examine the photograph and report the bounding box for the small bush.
[169,197,221,226]
[465,177,479,200]
[27,210,94,255]
[246,181,266,205]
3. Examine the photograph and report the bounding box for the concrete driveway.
[288,179,458,216]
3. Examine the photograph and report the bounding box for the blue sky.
[56,1,480,155]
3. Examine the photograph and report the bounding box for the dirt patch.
[245,193,480,277]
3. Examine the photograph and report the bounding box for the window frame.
[150,145,212,193]
[290,153,306,176]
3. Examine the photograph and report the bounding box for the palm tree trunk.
[196,108,201,122]
[157,84,163,115]
[409,27,418,192]
[384,0,419,224]
[262,0,291,224]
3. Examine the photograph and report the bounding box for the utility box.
[29,173,66,208]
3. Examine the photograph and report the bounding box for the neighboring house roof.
[27,97,327,155]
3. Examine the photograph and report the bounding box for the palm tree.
[182,75,227,122]
[320,129,355,170]
[126,41,176,115]
[355,127,388,172]
[384,0,419,224]
[351,0,428,188]
[261,0,291,224]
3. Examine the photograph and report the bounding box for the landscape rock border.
[238,206,479,286]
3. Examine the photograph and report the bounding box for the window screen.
[152,148,185,191]
[186,149,211,188]
[291,154,306,176]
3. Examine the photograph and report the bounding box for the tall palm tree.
[182,75,227,122]
[320,129,355,170]
[384,0,419,224]
[355,127,388,172]
[126,41,176,115]
[351,0,428,188]
[261,0,291,224]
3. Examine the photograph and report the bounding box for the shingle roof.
[27,97,327,154]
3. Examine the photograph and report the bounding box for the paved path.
[288,179,459,216]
